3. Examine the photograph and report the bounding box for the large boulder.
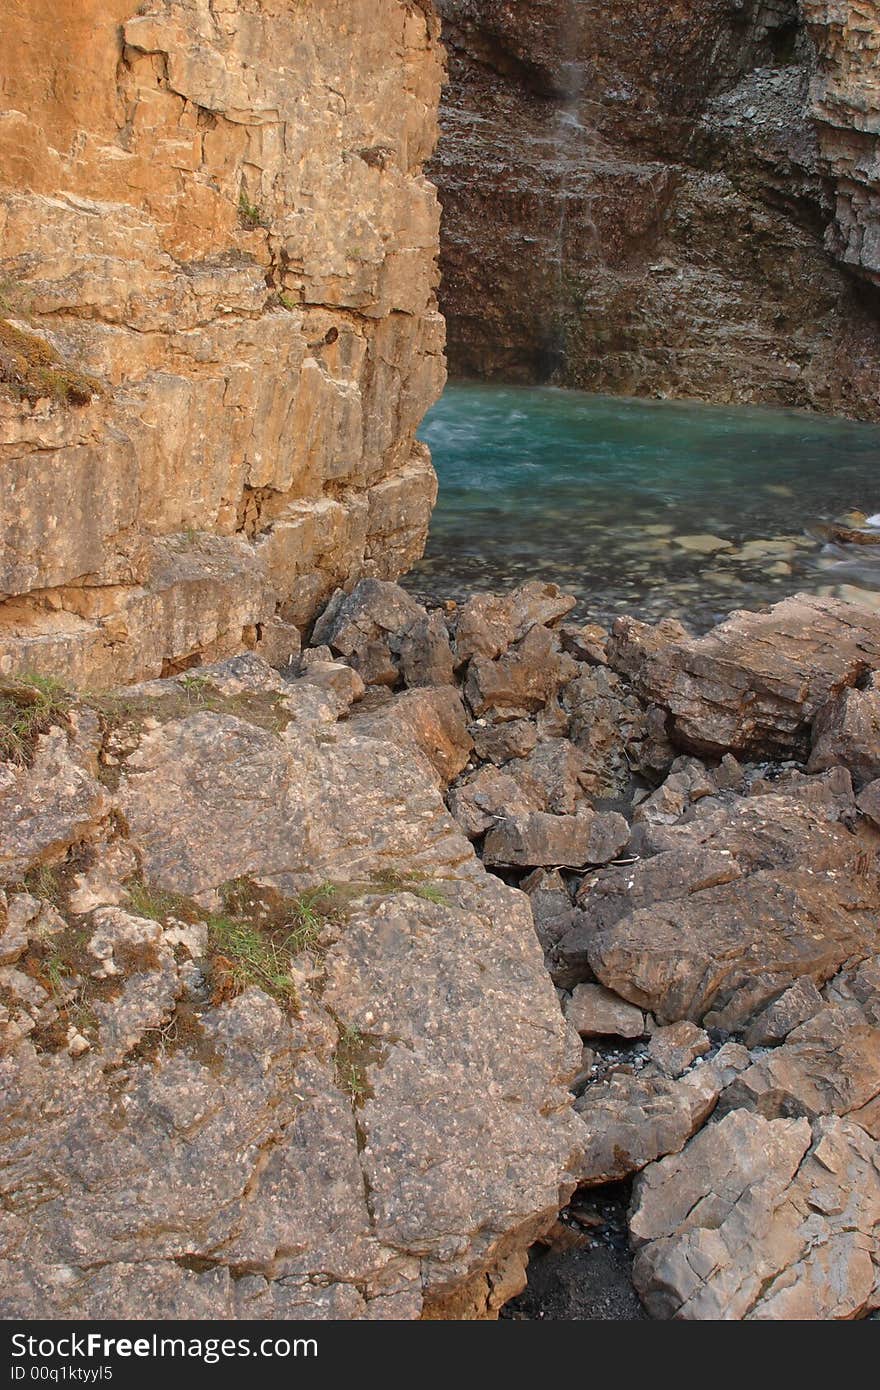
[0,655,583,1319]
[630,1110,880,1320]
[573,770,880,1028]
[609,595,880,758]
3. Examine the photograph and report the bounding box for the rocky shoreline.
[2,576,878,1319]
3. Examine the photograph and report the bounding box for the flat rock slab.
[630,1110,880,1320]
[610,594,880,758]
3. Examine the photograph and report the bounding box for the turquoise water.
[407,383,880,630]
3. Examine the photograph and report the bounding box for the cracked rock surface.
[0,654,581,1319]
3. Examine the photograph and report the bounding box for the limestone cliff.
[0,0,446,689]
[433,0,880,417]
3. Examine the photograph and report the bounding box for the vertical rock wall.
[803,0,880,285]
[432,0,880,417]
[0,0,446,689]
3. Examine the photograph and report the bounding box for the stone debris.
[4,578,880,1321]
[483,809,630,870]
[648,1022,711,1077]
[723,1002,880,1121]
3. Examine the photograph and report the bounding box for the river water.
[407,383,880,630]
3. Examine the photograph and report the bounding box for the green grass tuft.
[125,879,192,923]
[0,675,73,765]
[238,190,268,230]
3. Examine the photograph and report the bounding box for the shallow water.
[407,383,880,630]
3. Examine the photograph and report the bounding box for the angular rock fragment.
[562,666,653,797]
[452,583,576,669]
[648,1021,711,1077]
[88,908,180,1064]
[858,778,880,829]
[453,593,515,664]
[294,659,366,713]
[465,624,562,718]
[469,717,538,764]
[610,594,880,758]
[347,685,472,786]
[723,1003,880,1120]
[825,953,880,1027]
[447,765,534,839]
[631,1111,880,1320]
[565,983,646,1040]
[808,675,880,787]
[311,580,427,686]
[0,725,109,882]
[742,976,824,1048]
[574,1064,721,1184]
[505,737,591,815]
[560,621,609,665]
[582,771,880,1027]
[483,809,629,869]
[393,612,456,689]
[633,756,722,829]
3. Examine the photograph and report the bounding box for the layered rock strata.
[0,0,446,690]
[432,0,880,416]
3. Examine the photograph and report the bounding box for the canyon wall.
[433,0,880,417]
[0,0,446,690]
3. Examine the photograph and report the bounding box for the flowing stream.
[407,383,880,630]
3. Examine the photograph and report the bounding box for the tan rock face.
[0,0,446,688]
[630,1110,880,1320]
